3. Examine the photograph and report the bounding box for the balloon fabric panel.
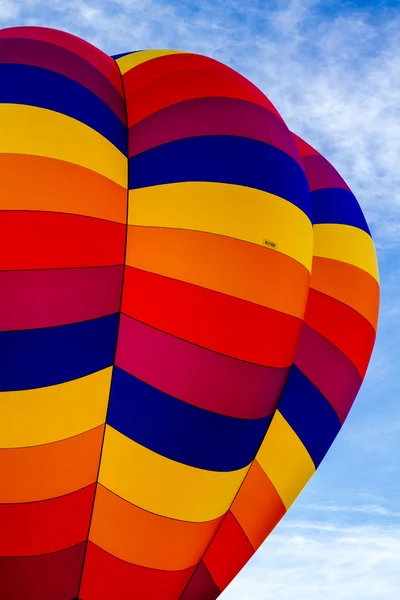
[0,26,380,600]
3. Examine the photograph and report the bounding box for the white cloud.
[1,0,398,247]
[222,518,400,599]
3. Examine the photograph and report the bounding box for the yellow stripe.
[0,105,127,187]
[99,426,249,522]
[256,411,315,509]
[313,224,379,283]
[116,50,186,74]
[128,182,313,271]
[0,368,111,448]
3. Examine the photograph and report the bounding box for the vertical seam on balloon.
[76,57,130,599]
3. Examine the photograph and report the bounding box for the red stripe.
[80,542,195,600]
[121,267,302,367]
[203,511,254,592]
[125,67,282,128]
[122,52,230,98]
[291,132,321,157]
[0,26,122,94]
[0,542,85,600]
[180,561,220,600]
[0,212,126,270]
[304,289,376,378]
[0,484,95,556]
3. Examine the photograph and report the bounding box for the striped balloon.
[0,26,379,600]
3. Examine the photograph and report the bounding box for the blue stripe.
[278,365,341,467]
[112,50,140,59]
[129,136,312,219]
[312,188,371,234]
[107,367,272,472]
[0,314,119,391]
[0,64,127,154]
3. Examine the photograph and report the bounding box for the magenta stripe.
[294,324,362,423]
[115,314,289,419]
[302,155,351,192]
[128,96,303,167]
[0,266,123,331]
[2,38,126,123]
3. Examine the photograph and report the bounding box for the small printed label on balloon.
[263,238,278,249]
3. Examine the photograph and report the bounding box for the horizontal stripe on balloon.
[3,38,126,121]
[310,256,380,330]
[311,188,370,233]
[115,316,288,420]
[0,542,85,600]
[0,314,118,391]
[125,226,310,318]
[294,324,362,423]
[0,368,111,448]
[125,67,282,127]
[0,426,104,503]
[0,154,127,221]
[0,104,127,186]
[80,542,194,600]
[0,212,126,271]
[129,136,311,218]
[277,366,341,467]
[304,289,376,378]
[0,64,126,153]
[301,154,351,192]
[256,411,315,509]
[203,511,254,592]
[99,426,249,522]
[313,223,379,282]
[89,485,222,570]
[231,460,286,550]
[0,26,123,93]
[122,52,229,97]
[117,49,185,74]
[107,367,271,471]
[0,266,123,331]
[180,561,220,600]
[121,267,302,368]
[0,484,95,556]
[128,182,313,271]
[128,97,302,166]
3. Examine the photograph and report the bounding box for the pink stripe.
[2,39,126,123]
[302,155,351,192]
[294,324,362,423]
[115,314,289,419]
[128,97,303,167]
[0,266,123,331]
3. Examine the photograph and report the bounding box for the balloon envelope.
[0,26,379,600]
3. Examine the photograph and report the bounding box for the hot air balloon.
[0,26,379,600]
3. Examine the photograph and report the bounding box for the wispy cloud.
[223,518,400,599]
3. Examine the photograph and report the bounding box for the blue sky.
[1,0,399,598]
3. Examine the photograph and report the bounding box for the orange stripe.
[311,256,380,330]
[231,460,286,550]
[89,485,222,571]
[126,226,310,318]
[0,426,104,504]
[0,154,127,222]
